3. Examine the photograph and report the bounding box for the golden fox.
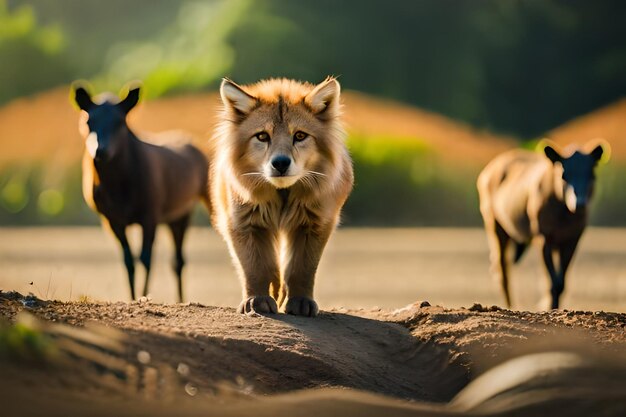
[210,77,353,316]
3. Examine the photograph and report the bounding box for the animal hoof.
[238,296,278,315]
[285,296,319,317]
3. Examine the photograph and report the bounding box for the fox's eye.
[254,132,270,142]
[293,131,308,142]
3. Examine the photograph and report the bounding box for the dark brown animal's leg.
[542,239,560,309]
[140,222,157,298]
[282,225,333,317]
[490,222,512,308]
[110,223,136,300]
[553,237,581,309]
[168,214,191,303]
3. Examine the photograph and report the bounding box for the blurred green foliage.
[345,134,480,225]
[0,0,69,103]
[93,0,251,98]
[0,164,96,225]
[3,0,626,137]
[0,134,623,226]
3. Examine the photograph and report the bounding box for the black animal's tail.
[513,242,528,264]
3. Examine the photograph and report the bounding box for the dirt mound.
[385,302,626,373]
[1,292,625,416]
[549,97,626,161]
[0,292,465,402]
[0,87,515,169]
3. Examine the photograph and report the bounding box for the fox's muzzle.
[271,155,292,176]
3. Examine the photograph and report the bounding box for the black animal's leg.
[513,241,529,264]
[494,222,512,308]
[168,214,191,303]
[542,239,560,309]
[554,237,581,309]
[140,222,157,298]
[110,223,135,300]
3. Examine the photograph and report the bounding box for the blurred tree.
[226,0,626,137]
[478,0,626,137]
[3,0,626,137]
[92,0,251,98]
[8,0,184,77]
[0,0,70,102]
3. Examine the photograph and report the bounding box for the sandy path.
[1,227,625,312]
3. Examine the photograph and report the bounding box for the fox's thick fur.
[210,77,353,317]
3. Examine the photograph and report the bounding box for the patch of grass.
[0,313,56,362]
[76,294,93,304]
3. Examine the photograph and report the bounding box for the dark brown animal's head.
[73,85,141,162]
[543,140,609,213]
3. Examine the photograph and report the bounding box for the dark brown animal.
[477,140,608,309]
[73,85,209,302]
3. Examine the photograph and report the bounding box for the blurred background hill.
[1,0,625,225]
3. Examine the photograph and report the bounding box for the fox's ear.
[73,84,94,111]
[221,78,257,117]
[305,77,341,117]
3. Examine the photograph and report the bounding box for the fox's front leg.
[229,225,280,314]
[282,225,333,317]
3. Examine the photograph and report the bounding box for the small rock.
[137,350,151,364]
[184,383,198,397]
[177,362,190,376]
[419,301,431,308]
[468,303,484,312]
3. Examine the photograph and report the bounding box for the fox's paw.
[285,296,319,317]
[238,296,278,315]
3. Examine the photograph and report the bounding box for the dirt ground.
[2,227,626,416]
[1,291,625,416]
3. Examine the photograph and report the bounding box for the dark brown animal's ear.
[118,87,141,114]
[544,145,562,163]
[305,76,341,117]
[220,78,257,117]
[74,86,94,111]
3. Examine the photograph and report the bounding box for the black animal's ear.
[74,86,94,111]
[118,87,141,114]
[544,145,562,164]
[584,139,610,164]
[220,78,257,117]
[590,144,604,161]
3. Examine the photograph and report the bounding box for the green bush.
[344,133,481,225]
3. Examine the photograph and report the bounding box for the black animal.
[477,140,608,309]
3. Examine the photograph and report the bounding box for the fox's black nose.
[271,155,291,175]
